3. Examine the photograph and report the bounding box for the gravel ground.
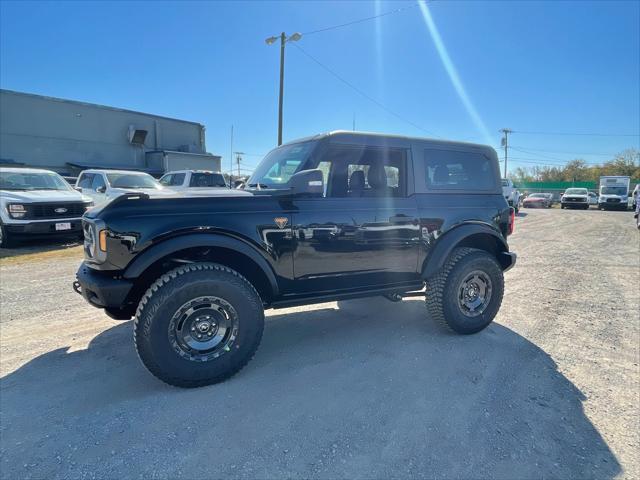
[1,208,638,479]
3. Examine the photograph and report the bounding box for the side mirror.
[96,186,106,194]
[290,169,324,197]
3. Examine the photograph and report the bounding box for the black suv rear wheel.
[134,263,264,388]
[425,247,504,334]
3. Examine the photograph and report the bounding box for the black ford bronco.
[74,131,516,388]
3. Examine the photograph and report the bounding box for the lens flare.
[418,0,493,144]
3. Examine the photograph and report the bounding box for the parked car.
[75,169,174,206]
[523,193,551,208]
[0,167,93,247]
[588,191,598,207]
[74,131,516,388]
[632,183,639,211]
[502,178,521,213]
[561,188,590,209]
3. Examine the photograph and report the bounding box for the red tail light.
[508,207,515,235]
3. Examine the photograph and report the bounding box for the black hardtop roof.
[282,130,496,155]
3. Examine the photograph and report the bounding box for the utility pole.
[234,152,245,177]
[500,128,512,178]
[230,125,234,178]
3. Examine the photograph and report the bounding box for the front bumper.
[74,262,133,309]
[5,219,83,235]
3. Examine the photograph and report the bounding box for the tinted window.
[189,173,226,187]
[314,145,406,198]
[425,149,496,191]
[78,173,94,189]
[247,142,314,189]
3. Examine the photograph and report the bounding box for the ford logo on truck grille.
[54,207,68,214]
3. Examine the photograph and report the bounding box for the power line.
[509,156,602,166]
[512,130,640,137]
[301,3,418,36]
[292,43,441,138]
[509,145,622,157]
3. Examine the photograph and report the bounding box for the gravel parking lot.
[1,208,638,479]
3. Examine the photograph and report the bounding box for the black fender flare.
[421,223,513,278]
[122,233,279,296]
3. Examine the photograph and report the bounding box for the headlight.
[8,204,27,219]
[84,201,95,211]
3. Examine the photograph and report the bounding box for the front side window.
[247,142,314,189]
[159,174,173,186]
[91,174,106,191]
[424,149,496,191]
[77,173,94,189]
[314,145,406,198]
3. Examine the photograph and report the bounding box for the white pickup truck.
[501,179,521,213]
[159,170,251,197]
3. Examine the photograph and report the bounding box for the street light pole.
[500,128,512,178]
[266,32,302,146]
[278,32,285,146]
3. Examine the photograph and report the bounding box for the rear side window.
[424,149,496,191]
[190,173,226,187]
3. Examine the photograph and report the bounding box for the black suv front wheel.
[134,263,264,388]
[425,247,504,334]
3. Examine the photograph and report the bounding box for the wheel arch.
[421,223,512,278]
[122,233,279,305]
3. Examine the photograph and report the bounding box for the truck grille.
[26,202,86,219]
[564,197,585,202]
[606,198,621,203]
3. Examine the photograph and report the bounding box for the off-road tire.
[0,224,14,248]
[134,262,264,388]
[425,247,504,335]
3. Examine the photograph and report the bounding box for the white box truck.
[598,176,631,211]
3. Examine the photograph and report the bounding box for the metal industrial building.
[0,89,221,177]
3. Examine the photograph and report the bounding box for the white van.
[75,169,174,206]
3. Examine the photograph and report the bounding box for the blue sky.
[1,0,638,174]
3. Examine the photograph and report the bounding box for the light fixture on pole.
[265,32,302,146]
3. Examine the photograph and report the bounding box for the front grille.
[606,198,621,203]
[27,202,86,219]
[564,197,585,202]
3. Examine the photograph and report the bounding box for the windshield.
[247,142,315,189]
[565,188,588,195]
[529,193,546,198]
[190,173,227,188]
[0,171,72,191]
[600,186,627,195]
[106,173,161,189]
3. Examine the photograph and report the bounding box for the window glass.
[171,173,186,186]
[0,171,72,191]
[106,173,160,189]
[247,142,314,189]
[78,173,94,189]
[91,174,106,191]
[424,149,496,190]
[159,174,172,186]
[315,145,406,198]
[189,172,226,187]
